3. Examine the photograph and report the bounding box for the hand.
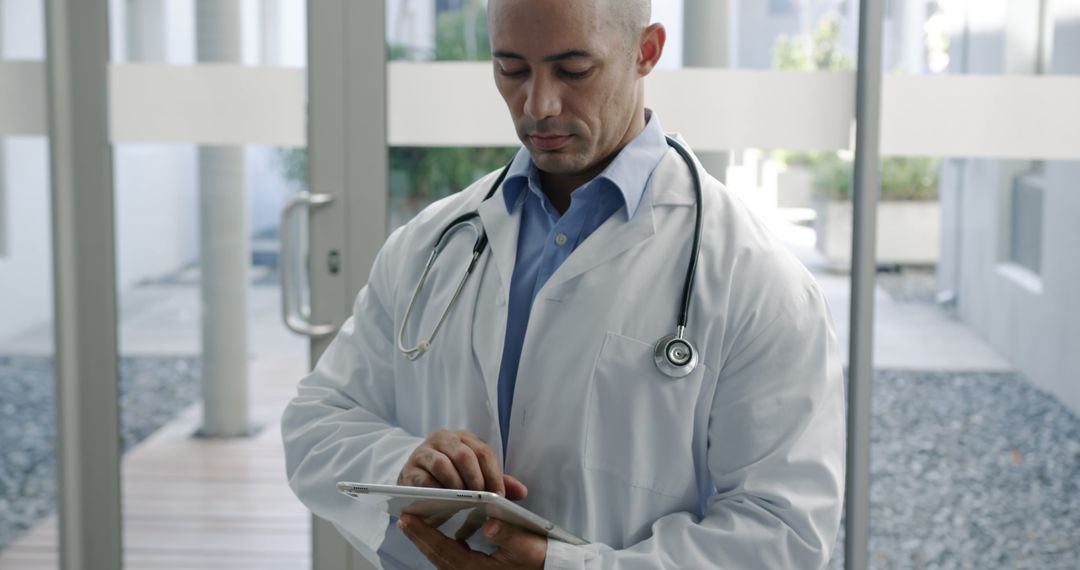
[398,513,547,569]
[398,429,528,499]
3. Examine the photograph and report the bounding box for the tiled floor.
[0,288,313,570]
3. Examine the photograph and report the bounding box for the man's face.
[488,0,644,177]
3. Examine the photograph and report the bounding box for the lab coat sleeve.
[545,277,846,570]
[280,227,425,556]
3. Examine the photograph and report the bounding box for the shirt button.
[554,233,568,246]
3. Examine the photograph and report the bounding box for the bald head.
[487,0,665,190]
[490,0,651,51]
[613,0,652,49]
[615,0,652,49]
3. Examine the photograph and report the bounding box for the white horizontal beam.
[646,68,855,152]
[2,61,1080,159]
[880,74,1080,159]
[109,64,306,146]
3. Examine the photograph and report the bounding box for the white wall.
[939,6,1080,413]
[248,146,298,234]
[0,139,52,345]
[112,145,200,289]
[0,0,49,344]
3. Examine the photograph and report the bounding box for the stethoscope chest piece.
[653,332,698,378]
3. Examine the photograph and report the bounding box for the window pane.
[111,1,311,567]
[867,1,1080,568]
[0,0,58,566]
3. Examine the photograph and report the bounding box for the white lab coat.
[281,136,846,569]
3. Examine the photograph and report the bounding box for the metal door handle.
[280,192,337,337]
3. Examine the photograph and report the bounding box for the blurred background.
[0,0,1077,568]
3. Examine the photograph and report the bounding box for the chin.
[530,150,588,175]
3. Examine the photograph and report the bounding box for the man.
[282,0,846,568]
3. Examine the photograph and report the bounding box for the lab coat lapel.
[473,193,520,425]
[477,193,518,293]
[538,189,656,298]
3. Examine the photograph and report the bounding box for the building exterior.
[938,1,1080,413]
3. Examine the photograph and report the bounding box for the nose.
[523,74,561,121]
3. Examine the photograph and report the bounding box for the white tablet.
[336,482,588,546]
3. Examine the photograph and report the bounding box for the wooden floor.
[0,354,312,570]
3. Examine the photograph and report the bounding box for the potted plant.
[812,153,942,268]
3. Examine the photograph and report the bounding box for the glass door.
[108,1,314,568]
[0,0,59,567]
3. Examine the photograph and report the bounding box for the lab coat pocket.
[585,332,701,498]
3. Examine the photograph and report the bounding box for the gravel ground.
[0,355,200,551]
[827,370,1080,570]
[2,359,1078,568]
[875,267,940,304]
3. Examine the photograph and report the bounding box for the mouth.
[528,133,573,151]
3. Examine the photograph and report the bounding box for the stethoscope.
[398,136,703,379]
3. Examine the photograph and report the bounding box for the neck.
[539,109,648,214]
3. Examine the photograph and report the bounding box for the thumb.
[485,519,547,566]
[502,474,528,501]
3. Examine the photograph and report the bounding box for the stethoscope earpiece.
[653,332,698,378]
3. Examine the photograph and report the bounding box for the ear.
[637,23,666,76]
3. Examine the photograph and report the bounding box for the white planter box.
[814,200,941,268]
[777,167,815,208]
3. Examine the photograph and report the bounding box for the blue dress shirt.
[495,111,670,455]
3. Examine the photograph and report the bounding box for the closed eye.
[558,68,591,80]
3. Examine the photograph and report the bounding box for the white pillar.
[196,0,250,437]
[682,0,732,183]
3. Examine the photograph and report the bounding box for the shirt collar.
[501,109,668,219]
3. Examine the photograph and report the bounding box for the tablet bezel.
[336,482,588,546]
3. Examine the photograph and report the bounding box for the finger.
[417,449,466,490]
[453,508,488,541]
[484,519,547,566]
[398,467,439,488]
[502,474,529,501]
[398,514,473,569]
[436,439,485,491]
[422,512,454,529]
[458,432,505,496]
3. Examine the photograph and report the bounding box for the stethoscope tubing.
[664,136,703,332]
[399,137,703,375]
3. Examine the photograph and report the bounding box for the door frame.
[306,0,387,568]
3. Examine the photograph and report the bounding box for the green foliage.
[809,153,941,201]
[391,147,518,202]
[773,18,854,71]
[434,0,491,61]
[277,0,514,201]
[881,157,940,201]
